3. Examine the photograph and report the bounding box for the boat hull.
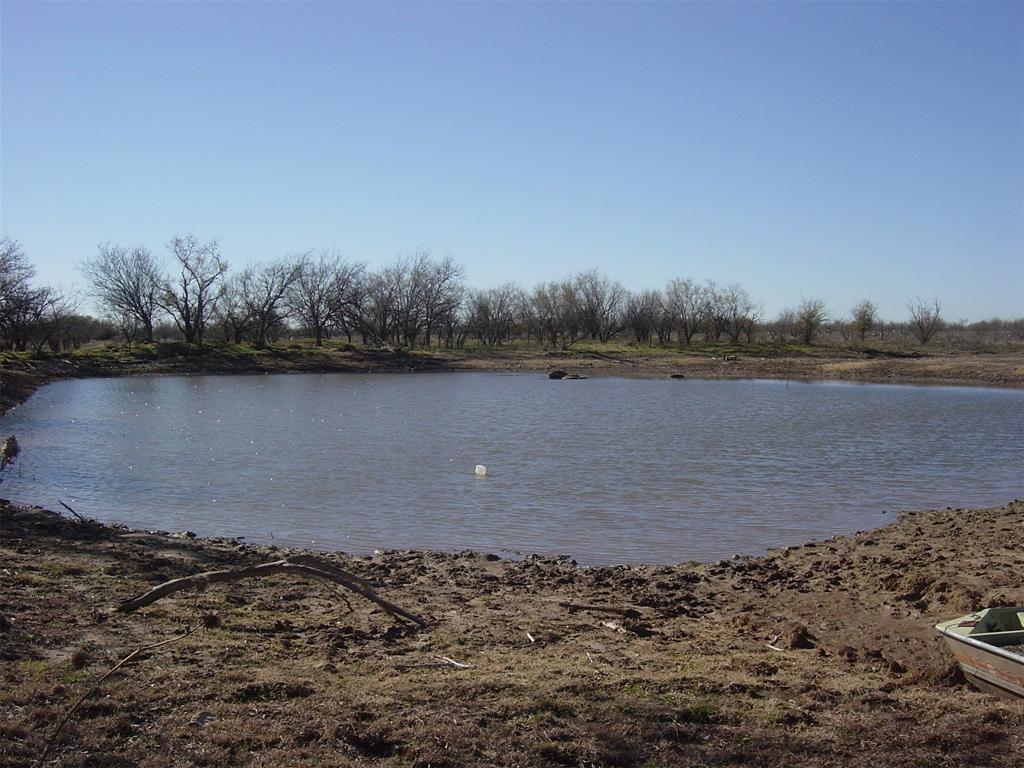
[937,632,1024,700]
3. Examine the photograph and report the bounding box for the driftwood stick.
[57,499,91,525]
[38,626,196,767]
[116,559,427,626]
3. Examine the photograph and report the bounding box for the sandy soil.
[2,500,1022,767]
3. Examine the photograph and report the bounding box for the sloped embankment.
[1,500,1022,767]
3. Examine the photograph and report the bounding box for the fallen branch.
[116,558,427,627]
[38,626,196,767]
[57,499,95,526]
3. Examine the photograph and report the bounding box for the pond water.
[1,373,1021,565]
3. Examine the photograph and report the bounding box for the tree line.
[0,234,1019,353]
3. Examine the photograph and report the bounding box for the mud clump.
[773,621,817,649]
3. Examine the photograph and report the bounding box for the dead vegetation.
[1,500,1022,767]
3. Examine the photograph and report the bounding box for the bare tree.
[663,278,706,346]
[214,275,253,343]
[464,283,522,346]
[908,298,943,345]
[358,252,466,349]
[57,314,108,350]
[285,250,364,346]
[5,285,79,353]
[419,254,464,348]
[563,281,583,345]
[701,281,727,342]
[113,311,143,349]
[794,299,828,345]
[0,239,82,352]
[529,282,560,349]
[530,279,581,349]
[355,262,401,347]
[0,237,35,346]
[35,290,81,352]
[391,255,428,348]
[514,290,536,348]
[0,237,33,302]
[653,295,674,346]
[80,244,162,342]
[850,299,877,343]
[704,282,761,342]
[329,258,367,344]
[625,290,660,346]
[240,259,301,347]
[766,308,796,342]
[575,270,627,343]
[159,236,228,345]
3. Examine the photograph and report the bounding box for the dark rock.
[548,370,568,379]
[670,373,686,379]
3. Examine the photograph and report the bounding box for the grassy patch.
[525,696,577,718]
[16,659,49,680]
[677,698,720,724]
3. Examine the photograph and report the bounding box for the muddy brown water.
[0,373,1021,565]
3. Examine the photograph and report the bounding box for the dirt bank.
[450,347,1024,388]
[2,500,1021,767]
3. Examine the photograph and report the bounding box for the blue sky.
[2,1,1021,321]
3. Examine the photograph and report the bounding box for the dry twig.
[38,626,197,767]
[57,499,93,526]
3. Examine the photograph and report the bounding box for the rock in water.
[475,464,488,477]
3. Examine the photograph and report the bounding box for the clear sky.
[2,1,1022,321]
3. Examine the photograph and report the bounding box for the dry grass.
[1,501,1022,766]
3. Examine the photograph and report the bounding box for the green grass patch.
[17,659,49,680]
